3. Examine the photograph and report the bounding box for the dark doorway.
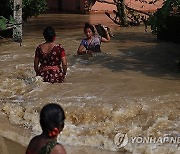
[58,0,63,11]
[76,0,81,10]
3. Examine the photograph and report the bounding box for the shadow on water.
[23,14,90,37]
[21,13,180,79]
[70,30,180,80]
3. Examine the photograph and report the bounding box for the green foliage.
[0,0,13,19]
[149,0,180,34]
[0,16,7,30]
[0,16,16,31]
[0,0,47,38]
[22,0,47,21]
[0,0,47,22]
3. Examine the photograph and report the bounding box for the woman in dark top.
[34,26,67,83]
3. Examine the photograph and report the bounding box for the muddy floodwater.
[0,14,180,154]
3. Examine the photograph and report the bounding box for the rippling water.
[0,14,180,153]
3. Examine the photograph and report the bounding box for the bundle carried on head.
[84,22,113,38]
[94,24,114,38]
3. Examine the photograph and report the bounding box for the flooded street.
[0,13,180,153]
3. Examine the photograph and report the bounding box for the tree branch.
[97,0,152,16]
[125,5,152,16]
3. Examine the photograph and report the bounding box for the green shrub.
[0,0,47,22]
[0,0,13,19]
[22,0,47,21]
[150,0,180,34]
[0,16,16,31]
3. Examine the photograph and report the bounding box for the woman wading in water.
[77,23,110,55]
[34,26,67,83]
[26,103,66,154]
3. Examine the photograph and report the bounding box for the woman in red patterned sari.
[34,26,67,83]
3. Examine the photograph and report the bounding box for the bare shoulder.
[28,135,39,146]
[26,135,41,153]
[39,42,45,47]
[51,144,66,154]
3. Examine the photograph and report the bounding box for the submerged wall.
[91,0,116,13]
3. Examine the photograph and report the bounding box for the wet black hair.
[84,23,95,34]
[43,26,56,42]
[40,103,65,134]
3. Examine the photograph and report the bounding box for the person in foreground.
[34,26,67,83]
[77,23,110,55]
[26,103,66,154]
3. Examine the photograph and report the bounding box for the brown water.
[0,14,180,153]
[0,137,26,154]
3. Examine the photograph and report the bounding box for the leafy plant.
[0,16,17,31]
[0,0,47,22]
[0,0,13,19]
[22,0,47,21]
[0,16,8,31]
[0,0,47,38]
[149,0,180,34]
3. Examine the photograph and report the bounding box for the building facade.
[46,0,116,14]
[46,0,163,14]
